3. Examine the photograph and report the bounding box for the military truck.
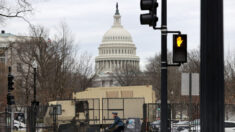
[43,98,145,131]
[44,99,99,126]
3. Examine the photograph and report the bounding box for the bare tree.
[145,52,186,119]
[113,63,140,86]
[73,52,97,91]
[224,54,235,104]
[14,24,76,104]
[145,53,161,98]
[145,49,235,120]
[144,53,182,101]
[0,0,32,23]
[181,49,200,73]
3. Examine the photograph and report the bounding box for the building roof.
[95,3,140,74]
[0,33,15,37]
[101,3,133,44]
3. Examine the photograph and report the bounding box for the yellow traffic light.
[177,36,183,47]
[173,34,187,63]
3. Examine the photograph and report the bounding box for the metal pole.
[31,67,37,132]
[200,0,224,131]
[33,68,36,101]
[5,110,8,132]
[160,0,168,131]
[7,67,13,132]
[10,108,13,132]
[189,73,192,131]
[53,106,57,132]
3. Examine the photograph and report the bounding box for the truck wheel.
[14,126,18,131]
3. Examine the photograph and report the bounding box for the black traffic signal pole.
[160,0,168,131]
[200,0,224,131]
[140,1,186,131]
[154,1,181,131]
[159,1,183,131]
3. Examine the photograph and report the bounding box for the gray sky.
[1,0,235,68]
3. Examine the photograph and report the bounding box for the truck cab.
[43,100,89,127]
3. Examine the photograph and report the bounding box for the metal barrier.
[1,101,235,132]
[0,111,10,132]
[102,98,145,125]
[142,103,200,132]
[0,105,57,132]
[55,98,101,132]
[27,105,57,132]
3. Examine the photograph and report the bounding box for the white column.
[116,60,118,68]
[103,60,105,69]
[114,60,116,70]
[109,60,111,70]
[96,61,98,69]
[118,60,120,68]
[111,60,113,71]
[105,60,107,69]
[121,60,123,69]
[106,60,108,69]
[100,61,102,69]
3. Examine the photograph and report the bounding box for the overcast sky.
[1,0,235,68]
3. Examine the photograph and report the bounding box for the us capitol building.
[93,3,140,87]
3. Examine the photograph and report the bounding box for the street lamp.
[32,61,37,102]
[31,60,39,132]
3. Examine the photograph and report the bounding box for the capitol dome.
[95,3,140,74]
[102,27,133,43]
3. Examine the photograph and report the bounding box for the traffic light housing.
[173,34,187,63]
[140,0,158,27]
[7,93,15,105]
[8,74,14,91]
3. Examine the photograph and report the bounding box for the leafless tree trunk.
[0,63,7,111]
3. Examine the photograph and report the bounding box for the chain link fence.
[142,103,235,132]
[1,101,235,132]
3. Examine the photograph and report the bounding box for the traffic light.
[7,93,15,105]
[173,34,187,63]
[8,74,14,91]
[140,0,158,27]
